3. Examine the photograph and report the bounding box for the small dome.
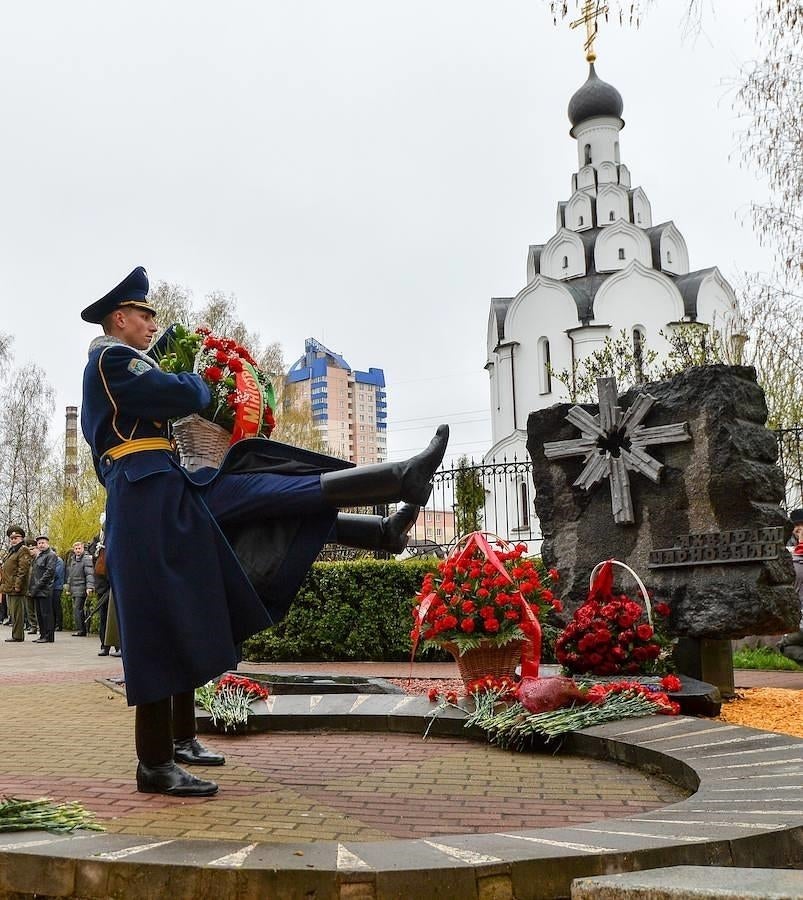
[568,64,624,128]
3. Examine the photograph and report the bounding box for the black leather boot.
[136,761,219,796]
[174,737,226,766]
[334,504,420,554]
[320,425,448,507]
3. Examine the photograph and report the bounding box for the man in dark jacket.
[80,266,447,798]
[1,526,32,642]
[52,552,65,631]
[29,536,58,643]
[66,541,95,637]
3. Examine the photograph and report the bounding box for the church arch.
[541,228,586,279]
[658,223,689,275]
[630,187,653,228]
[594,219,652,273]
[592,261,686,325]
[576,165,596,192]
[597,161,618,184]
[618,164,631,188]
[597,183,629,225]
[566,191,593,231]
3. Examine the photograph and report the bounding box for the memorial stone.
[527,365,798,640]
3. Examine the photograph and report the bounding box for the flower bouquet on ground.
[151,324,276,469]
[195,673,270,733]
[425,671,681,749]
[555,559,674,677]
[0,796,103,833]
[411,532,563,686]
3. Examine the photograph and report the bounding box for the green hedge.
[242,558,440,662]
[59,590,100,635]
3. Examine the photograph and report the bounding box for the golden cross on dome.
[569,0,609,63]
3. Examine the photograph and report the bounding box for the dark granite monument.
[527,365,798,689]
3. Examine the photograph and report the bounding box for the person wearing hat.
[0,526,32,642]
[81,266,448,797]
[28,536,58,643]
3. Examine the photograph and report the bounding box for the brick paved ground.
[0,634,692,844]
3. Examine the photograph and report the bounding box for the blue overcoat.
[81,339,349,706]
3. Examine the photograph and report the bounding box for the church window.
[667,250,673,264]
[519,481,530,528]
[637,212,642,224]
[562,255,568,269]
[609,210,615,222]
[633,327,646,384]
[578,215,584,226]
[584,144,592,165]
[538,337,552,394]
[614,141,620,164]
[618,248,625,260]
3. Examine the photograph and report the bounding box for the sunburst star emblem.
[543,377,691,524]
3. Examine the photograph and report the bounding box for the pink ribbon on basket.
[409,531,543,681]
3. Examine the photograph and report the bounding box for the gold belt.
[104,438,174,460]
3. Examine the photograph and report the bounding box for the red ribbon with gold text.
[230,362,265,445]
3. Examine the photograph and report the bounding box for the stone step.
[572,866,803,899]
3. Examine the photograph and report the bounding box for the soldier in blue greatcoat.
[81,266,448,796]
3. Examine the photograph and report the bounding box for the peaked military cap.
[6,525,25,538]
[81,266,155,323]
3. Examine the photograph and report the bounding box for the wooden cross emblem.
[543,377,691,524]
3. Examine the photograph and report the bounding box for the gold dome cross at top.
[569,0,609,63]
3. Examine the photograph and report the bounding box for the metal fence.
[320,425,803,560]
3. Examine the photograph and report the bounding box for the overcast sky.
[0,0,771,465]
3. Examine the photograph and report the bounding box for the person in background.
[23,538,39,634]
[29,535,58,643]
[778,509,803,664]
[52,549,65,632]
[91,515,118,656]
[1,526,32,642]
[0,538,9,625]
[67,540,95,637]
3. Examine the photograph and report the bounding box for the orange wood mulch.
[718,688,803,738]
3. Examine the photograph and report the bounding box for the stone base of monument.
[237,671,404,695]
[674,637,736,699]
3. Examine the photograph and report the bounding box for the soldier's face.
[118,308,159,351]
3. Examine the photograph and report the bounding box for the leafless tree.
[0,365,56,533]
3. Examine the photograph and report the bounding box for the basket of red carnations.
[153,324,276,471]
[555,559,672,676]
[411,532,562,687]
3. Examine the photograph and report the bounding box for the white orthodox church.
[485,63,736,462]
[485,62,738,471]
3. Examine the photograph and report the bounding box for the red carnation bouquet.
[555,559,673,676]
[411,533,562,665]
[154,324,276,442]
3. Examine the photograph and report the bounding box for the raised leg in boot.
[135,698,219,796]
[320,425,448,507]
[333,503,420,554]
[172,690,225,766]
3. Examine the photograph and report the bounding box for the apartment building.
[285,337,387,464]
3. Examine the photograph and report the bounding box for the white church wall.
[695,269,738,331]
[576,165,596,192]
[596,183,629,225]
[618,164,631,187]
[597,161,618,184]
[659,224,690,275]
[573,117,622,169]
[630,187,653,228]
[541,228,586,279]
[594,220,652,272]
[592,262,686,345]
[566,192,593,231]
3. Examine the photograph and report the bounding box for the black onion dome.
[568,64,624,128]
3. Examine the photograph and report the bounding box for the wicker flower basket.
[172,414,231,472]
[442,639,525,689]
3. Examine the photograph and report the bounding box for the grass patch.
[733,646,802,671]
